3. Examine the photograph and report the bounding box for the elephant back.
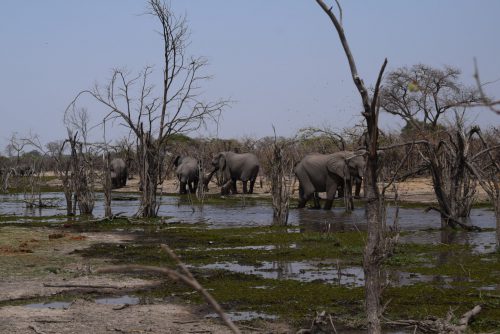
[226,152,259,181]
[176,156,199,182]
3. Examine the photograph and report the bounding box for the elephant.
[294,150,367,210]
[211,152,260,195]
[173,156,199,194]
[11,165,34,176]
[110,158,128,189]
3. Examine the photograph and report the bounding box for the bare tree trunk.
[315,2,389,332]
[103,152,112,218]
[496,197,500,248]
[137,135,160,218]
[270,136,292,226]
[363,156,383,333]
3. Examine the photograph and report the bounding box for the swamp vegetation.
[1,190,499,332]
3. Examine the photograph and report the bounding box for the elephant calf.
[211,152,260,195]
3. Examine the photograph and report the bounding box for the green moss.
[3,211,500,331]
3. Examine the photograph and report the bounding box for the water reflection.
[0,192,497,252]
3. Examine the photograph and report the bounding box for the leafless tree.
[381,64,479,130]
[380,63,489,226]
[268,128,295,226]
[6,132,30,166]
[473,58,500,114]
[315,1,395,332]
[67,0,228,217]
[64,107,96,215]
[465,128,500,245]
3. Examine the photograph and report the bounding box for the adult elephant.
[211,152,260,195]
[294,150,366,210]
[173,156,199,194]
[110,158,128,189]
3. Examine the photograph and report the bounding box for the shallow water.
[197,260,455,288]
[1,192,496,253]
[25,301,71,309]
[5,192,497,327]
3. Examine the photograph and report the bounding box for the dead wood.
[97,243,241,334]
[384,305,481,333]
[424,206,481,231]
[28,325,47,334]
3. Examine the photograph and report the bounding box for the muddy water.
[0,192,496,252]
[3,192,497,321]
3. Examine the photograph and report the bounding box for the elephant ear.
[173,155,181,167]
[219,154,226,171]
[327,156,348,179]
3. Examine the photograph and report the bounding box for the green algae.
[2,210,499,331]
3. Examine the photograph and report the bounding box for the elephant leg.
[347,181,354,210]
[354,177,362,199]
[249,179,256,194]
[337,184,344,198]
[192,180,199,193]
[179,181,187,194]
[297,186,306,208]
[312,193,321,209]
[221,180,232,195]
[242,181,248,194]
[231,178,238,194]
[324,184,337,210]
[188,182,195,194]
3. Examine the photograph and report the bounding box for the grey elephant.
[294,150,366,210]
[211,152,260,195]
[11,164,34,176]
[110,158,128,189]
[173,156,199,194]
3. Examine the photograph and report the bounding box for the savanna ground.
[0,175,499,333]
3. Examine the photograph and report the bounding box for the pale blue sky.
[1,1,499,150]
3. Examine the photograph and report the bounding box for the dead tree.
[380,64,483,226]
[268,129,294,226]
[67,0,228,217]
[315,1,393,332]
[466,130,500,245]
[419,121,479,228]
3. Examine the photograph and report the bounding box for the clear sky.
[1,1,499,151]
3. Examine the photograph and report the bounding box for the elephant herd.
[169,149,368,210]
[6,149,368,210]
[173,152,260,196]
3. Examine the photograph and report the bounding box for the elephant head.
[327,150,366,181]
[211,152,225,171]
[173,155,182,167]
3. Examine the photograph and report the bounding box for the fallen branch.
[97,244,241,334]
[28,325,47,334]
[384,305,482,333]
[424,207,481,231]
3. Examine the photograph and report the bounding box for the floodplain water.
[1,192,495,254]
[1,192,497,289]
